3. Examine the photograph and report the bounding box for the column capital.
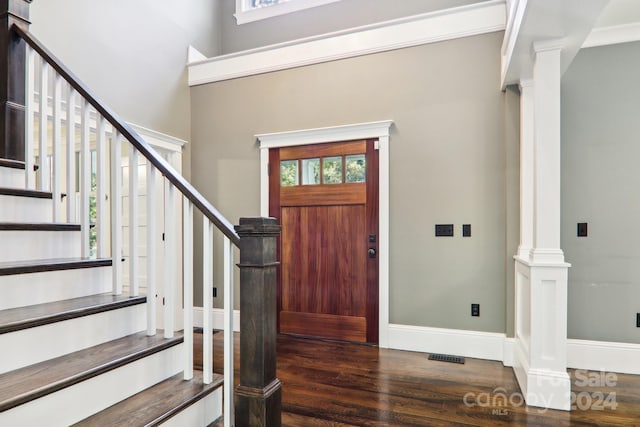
[518,78,534,90]
[533,38,564,54]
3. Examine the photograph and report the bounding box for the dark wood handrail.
[12,24,240,245]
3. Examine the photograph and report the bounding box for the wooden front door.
[269,139,379,343]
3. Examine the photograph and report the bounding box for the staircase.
[0,161,223,426]
[0,2,282,425]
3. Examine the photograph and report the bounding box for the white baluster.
[147,164,157,335]
[52,73,62,222]
[223,235,234,427]
[183,198,194,380]
[80,99,91,258]
[129,147,139,296]
[66,88,76,222]
[25,47,35,190]
[111,132,122,295]
[203,217,213,385]
[164,181,176,338]
[96,116,107,257]
[38,60,48,191]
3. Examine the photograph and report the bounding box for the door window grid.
[280,154,366,187]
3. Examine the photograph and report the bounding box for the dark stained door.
[269,140,379,343]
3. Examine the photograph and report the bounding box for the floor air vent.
[428,353,465,364]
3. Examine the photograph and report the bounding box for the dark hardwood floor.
[195,332,640,426]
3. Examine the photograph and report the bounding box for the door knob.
[368,248,377,259]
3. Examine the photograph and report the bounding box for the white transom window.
[235,0,341,25]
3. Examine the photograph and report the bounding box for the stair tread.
[73,370,223,426]
[0,331,183,412]
[0,187,52,199]
[0,159,25,170]
[0,257,112,276]
[0,222,81,231]
[0,293,146,335]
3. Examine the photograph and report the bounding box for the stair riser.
[0,266,112,311]
[0,342,184,426]
[0,194,52,222]
[0,229,81,262]
[0,303,146,374]
[162,387,222,427]
[0,166,25,189]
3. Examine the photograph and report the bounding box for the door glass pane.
[280,160,299,186]
[301,158,320,185]
[323,156,343,184]
[345,154,366,183]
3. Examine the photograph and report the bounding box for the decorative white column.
[517,79,534,259]
[513,40,571,411]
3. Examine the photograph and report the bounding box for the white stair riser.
[162,386,222,427]
[0,342,184,426]
[0,166,25,189]
[0,229,81,262]
[0,194,52,222]
[0,266,112,311]
[0,303,146,374]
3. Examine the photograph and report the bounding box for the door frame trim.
[257,120,393,347]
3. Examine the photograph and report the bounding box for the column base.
[513,258,571,411]
[513,347,571,410]
[235,379,282,427]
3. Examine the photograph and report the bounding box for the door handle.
[368,248,377,259]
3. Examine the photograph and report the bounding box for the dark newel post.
[0,0,31,161]
[235,217,282,427]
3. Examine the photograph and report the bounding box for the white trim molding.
[256,120,393,347]
[582,22,640,48]
[128,123,187,154]
[568,339,640,375]
[235,0,341,25]
[189,0,506,86]
[388,324,510,363]
[193,307,240,333]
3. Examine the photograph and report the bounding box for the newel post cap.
[235,217,281,237]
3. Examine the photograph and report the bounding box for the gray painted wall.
[30,0,221,142]
[562,42,640,344]
[220,0,485,54]
[191,31,517,334]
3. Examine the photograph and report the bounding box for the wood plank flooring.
[196,332,640,426]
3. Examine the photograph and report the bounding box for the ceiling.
[594,0,640,28]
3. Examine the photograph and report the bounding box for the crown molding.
[582,22,640,48]
[189,0,506,86]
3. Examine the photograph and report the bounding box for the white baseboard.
[193,307,240,332]
[503,337,515,367]
[568,339,640,375]
[387,323,509,362]
[190,311,640,376]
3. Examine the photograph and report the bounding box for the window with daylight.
[235,0,341,25]
[280,155,366,187]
